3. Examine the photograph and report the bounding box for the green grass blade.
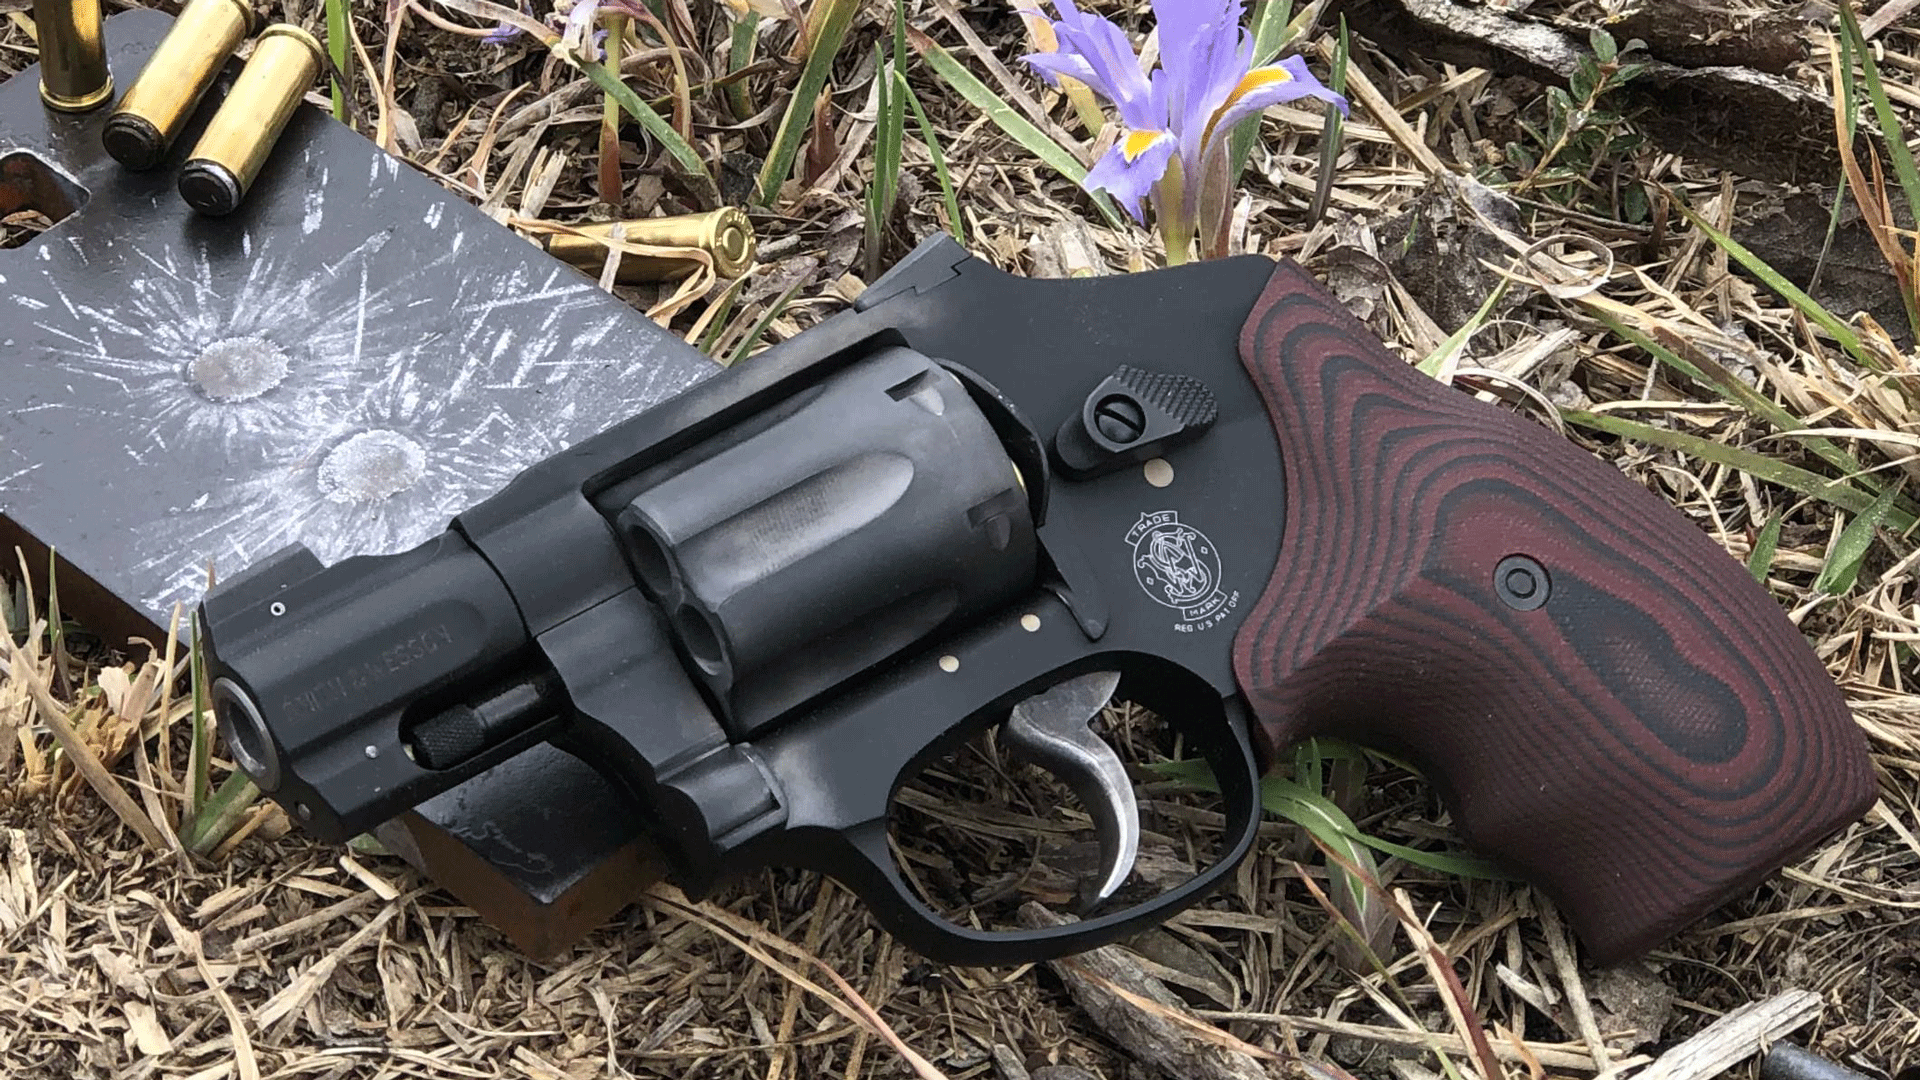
[726,16,759,120]
[1839,2,1920,245]
[1815,480,1903,595]
[695,273,750,355]
[1748,509,1785,582]
[864,74,898,272]
[181,772,260,856]
[724,279,807,366]
[576,54,714,189]
[1304,17,1349,227]
[187,612,212,816]
[1144,759,1510,882]
[326,0,350,120]
[1248,0,1298,66]
[1261,775,1513,880]
[1228,0,1297,181]
[866,48,898,247]
[1564,409,1917,532]
[1418,274,1505,377]
[1671,197,1876,369]
[910,30,1123,228]
[754,0,861,206]
[44,547,63,685]
[878,50,904,214]
[902,76,965,242]
[889,0,906,74]
[1588,307,1899,499]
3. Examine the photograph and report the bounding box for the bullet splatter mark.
[189,336,292,403]
[318,429,428,503]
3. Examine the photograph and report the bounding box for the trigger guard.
[825,702,1265,966]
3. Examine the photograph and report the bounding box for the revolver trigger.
[1002,671,1139,906]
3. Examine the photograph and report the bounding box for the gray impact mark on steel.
[189,336,292,402]
[318,429,428,503]
[1001,669,1139,905]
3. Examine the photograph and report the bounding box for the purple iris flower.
[482,0,611,58]
[1023,0,1346,254]
[481,0,531,45]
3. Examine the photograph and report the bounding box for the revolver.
[198,236,1877,965]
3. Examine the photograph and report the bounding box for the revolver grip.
[1231,262,1876,963]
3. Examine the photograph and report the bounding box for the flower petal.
[1152,0,1246,132]
[1142,0,1249,212]
[482,0,532,44]
[1082,128,1176,222]
[1037,0,1160,128]
[1023,49,1103,90]
[1203,55,1349,148]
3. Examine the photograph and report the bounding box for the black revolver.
[200,236,1876,965]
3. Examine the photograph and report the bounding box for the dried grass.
[3,0,1920,1076]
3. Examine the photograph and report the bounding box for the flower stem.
[1155,157,1193,265]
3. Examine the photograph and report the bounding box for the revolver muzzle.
[199,533,542,839]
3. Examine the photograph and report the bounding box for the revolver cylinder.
[615,347,1036,734]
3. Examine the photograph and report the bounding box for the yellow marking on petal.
[1020,9,1104,134]
[1201,65,1296,150]
[1122,128,1169,161]
[1021,10,1060,52]
[1215,66,1295,126]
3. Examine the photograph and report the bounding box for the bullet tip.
[180,159,244,216]
[103,113,165,170]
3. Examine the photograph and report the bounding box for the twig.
[1196,1012,1619,1072]
[151,896,262,1080]
[1863,0,1920,39]
[256,899,407,1030]
[1634,990,1824,1080]
[1020,903,1280,1080]
[647,885,949,1080]
[1539,902,1611,1073]
[1325,42,1448,177]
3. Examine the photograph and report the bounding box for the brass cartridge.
[34,0,113,112]
[541,208,756,283]
[104,0,255,170]
[178,24,322,216]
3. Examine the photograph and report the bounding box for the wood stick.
[1863,0,1920,39]
[1633,990,1823,1080]
[1196,1011,1618,1072]
[1021,904,1270,1080]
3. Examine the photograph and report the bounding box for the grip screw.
[1494,555,1550,611]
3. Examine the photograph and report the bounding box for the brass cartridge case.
[542,207,756,283]
[178,24,322,216]
[104,0,255,170]
[34,0,113,112]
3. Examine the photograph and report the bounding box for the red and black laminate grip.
[1231,260,1877,963]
